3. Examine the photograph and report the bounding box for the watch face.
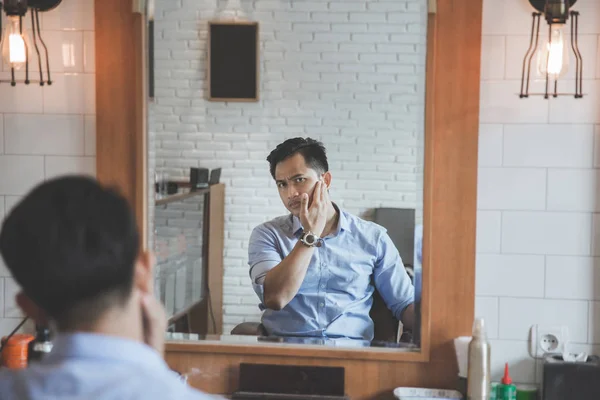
[305,234,315,245]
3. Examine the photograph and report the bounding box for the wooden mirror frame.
[95,0,482,397]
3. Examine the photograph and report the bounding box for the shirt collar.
[290,203,351,236]
[43,332,168,372]
[291,215,302,236]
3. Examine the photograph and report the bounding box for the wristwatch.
[300,230,320,247]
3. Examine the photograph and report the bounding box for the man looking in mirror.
[0,176,219,399]
[248,137,415,341]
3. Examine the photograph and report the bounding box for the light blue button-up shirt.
[248,206,415,341]
[0,333,220,400]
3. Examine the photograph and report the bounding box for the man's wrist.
[300,230,320,247]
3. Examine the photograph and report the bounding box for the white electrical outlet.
[529,325,569,359]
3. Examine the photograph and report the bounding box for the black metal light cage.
[0,0,62,86]
[520,0,583,99]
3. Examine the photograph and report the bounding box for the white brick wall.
[477,0,600,384]
[152,0,427,333]
[0,0,96,336]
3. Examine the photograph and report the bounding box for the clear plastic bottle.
[467,318,491,400]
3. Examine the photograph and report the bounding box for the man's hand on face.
[299,180,329,237]
[141,293,167,355]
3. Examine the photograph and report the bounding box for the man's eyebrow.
[275,174,303,183]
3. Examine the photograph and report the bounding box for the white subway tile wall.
[0,115,4,155]
[84,115,96,156]
[0,1,96,336]
[476,210,502,253]
[152,0,428,333]
[476,0,600,385]
[478,124,503,167]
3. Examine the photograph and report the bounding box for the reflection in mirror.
[148,0,428,351]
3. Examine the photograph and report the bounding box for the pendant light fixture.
[0,0,62,86]
[519,0,582,99]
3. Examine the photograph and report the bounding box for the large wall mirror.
[147,0,429,353]
[96,0,481,393]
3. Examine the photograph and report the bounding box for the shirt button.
[320,284,326,289]
[320,302,325,307]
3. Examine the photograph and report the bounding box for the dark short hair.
[0,176,139,329]
[266,137,329,179]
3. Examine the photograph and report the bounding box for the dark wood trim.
[206,183,225,334]
[418,11,437,364]
[186,183,225,335]
[136,9,148,247]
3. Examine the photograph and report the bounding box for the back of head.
[0,176,139,330]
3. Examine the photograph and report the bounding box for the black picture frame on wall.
[207,20,259,102]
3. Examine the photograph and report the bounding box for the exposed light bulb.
[536,24,569,80]
[9,33,26,64]
[1,16,30,70]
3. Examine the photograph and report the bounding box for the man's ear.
[322,171,332,189]
[16,291,49,326]
[134,250,155,295]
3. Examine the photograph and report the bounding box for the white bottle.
[467,318,491,400]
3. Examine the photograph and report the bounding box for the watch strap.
[300,230,321,247]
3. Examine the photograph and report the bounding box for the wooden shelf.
[155,187,210,206]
